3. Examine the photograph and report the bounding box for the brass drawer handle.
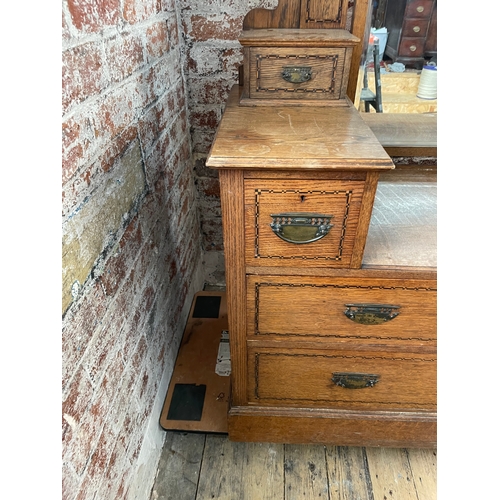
[270,213,333,244]
[281,66,312,84]
[344,304,400,324]
[410,45,417,52]
[413,26,421,33]
[416,5,424,12]
[332,372,379,389]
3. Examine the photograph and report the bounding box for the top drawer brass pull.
[416,5,424,12]
[281,66,313,84]
[270,213,333,244]
[344,304,400,324]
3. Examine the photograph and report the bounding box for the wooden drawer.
[247,275,437,344]
[401,18,430,37]
[238,29,360,105]
[244,176,375,268]
[247,46,351,101]
[398,37,426,57]
[405,0,434,18]
[248,346,436,411]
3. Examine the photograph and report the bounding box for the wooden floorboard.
[325,446,374,500]
[150,432,437,500]
[284,444,329,499]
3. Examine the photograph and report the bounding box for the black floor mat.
[166,383,207,421]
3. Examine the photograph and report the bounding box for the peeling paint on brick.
[62,140,146,312]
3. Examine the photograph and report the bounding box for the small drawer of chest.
[244,176,373,268]
[247,275,437,344]
[247,346,436,411]
[402,18,430,37]
[247,46,351,102]
[238,29,359,105]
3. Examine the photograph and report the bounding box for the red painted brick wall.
[180,1,278,262]
[62,1,204,499]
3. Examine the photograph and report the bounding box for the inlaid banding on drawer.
[249,47,348,101]
[245,179,366,267]
[256,54,339,93]
[249,349,436,410]
[247,276,437,342]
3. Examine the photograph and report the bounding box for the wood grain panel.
[243,0,301,29]
[350,170,379,267]
[228,406,437,447]
[206,86,393,171]
[244,178,367,268]
[219,170,247,406]
[246,274,437,342]
[247,346,436,410]
[300,0,350,29]
[347,0,371,103]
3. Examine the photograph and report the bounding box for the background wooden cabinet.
[375,0,437,67]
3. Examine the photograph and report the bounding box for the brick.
[99,215,143,298]
[62,366,93,446]
[78,423,116,499]
[166,15,180,46]
[191,127,217,154]
[62,143,84,186]
[67,0,120,33]
[145,21,170,61]
[188,45,223,75]
[201,217,224,251]
[196,175,220,199]
[62,462,81,500]
[104,32,145,83]
[189,107,220,129]
[220,46,243,72]
[142,128,171,187]
[99,432,130,500]
[124,404,150,465]
[93,85,136,141]
[84,315,126,387]
[62,281,110,389]
[62,10,71,42]
[137,92,173,154]
[123,0,159,24]
[188,75,234,105]
[194,156,217,178]
[62,41,108,114]
[61,106,98,189]
[187,13,243,42]
[100,125,139,173]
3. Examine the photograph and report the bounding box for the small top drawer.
[247,46,351,101]
[244,176,374,268]
[238,29,359,105]
[405,0,434,18]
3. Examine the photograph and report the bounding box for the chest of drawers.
[206,85,437,447]
[383,0,437,68]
